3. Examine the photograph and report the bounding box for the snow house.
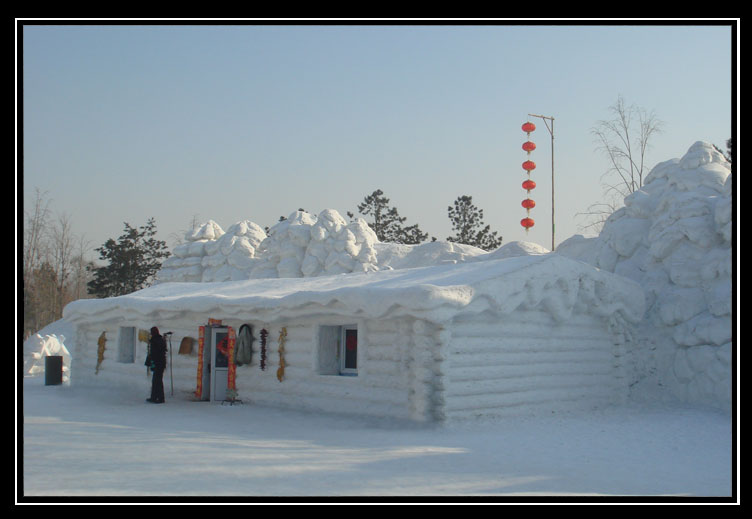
[62,253,645,422]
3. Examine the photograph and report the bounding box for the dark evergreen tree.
[351,189,428,244]
[446,195,503,251]
[724,138,733,165]
[88,218,170,298]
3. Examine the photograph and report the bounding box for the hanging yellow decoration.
[95,331,107,374]
[276,327,287,382]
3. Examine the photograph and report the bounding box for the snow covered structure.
[557,141,733,411]
[57,141,732,420]
[155,209,489,283]
[23,333,72,383]
[63,252,644,422]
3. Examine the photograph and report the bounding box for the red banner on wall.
[195,326,205,399]
[227,327,236,392]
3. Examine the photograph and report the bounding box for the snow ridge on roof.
[64,253,644,327]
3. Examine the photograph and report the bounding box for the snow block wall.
[441,310,627,421]
[69,316,447,422]
[231,318,423,421]
[557,142,733,411]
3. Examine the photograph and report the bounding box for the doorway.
[210,327,229,401]
[199,326,230,401]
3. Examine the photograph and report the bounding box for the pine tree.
[88,218,170,298]
[351,189,428,244]
[446,195,503,251]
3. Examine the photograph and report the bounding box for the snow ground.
[19,374,735,503]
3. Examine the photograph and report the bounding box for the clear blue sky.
[20,22,734,257]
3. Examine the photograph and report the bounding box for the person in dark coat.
[146,326,167,403]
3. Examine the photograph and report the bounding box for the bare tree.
[70,234,95,301]
[49,212,77,317]
[592,95,663,197]
[23,188,51,294]
[580,96,663,233]
[23,189,95,337]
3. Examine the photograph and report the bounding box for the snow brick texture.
[157,210,490,283]
[157,210,384,282]
[158,220,267,282]
[557,142,733,411]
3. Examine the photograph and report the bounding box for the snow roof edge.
[63,254,645,326]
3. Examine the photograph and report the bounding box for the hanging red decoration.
[521,119,538,233]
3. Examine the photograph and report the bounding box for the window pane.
[215,332,229,368]
[344,329,357,370]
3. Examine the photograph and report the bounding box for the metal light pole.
[528,113,555,251]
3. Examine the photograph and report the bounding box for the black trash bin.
[45,356,63,386]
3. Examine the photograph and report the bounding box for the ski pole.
[168,333,174,396]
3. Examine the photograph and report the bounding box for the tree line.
[22,189,96,339]
[347,189,502,251]
[22,189,170,339]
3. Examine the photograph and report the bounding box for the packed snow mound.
[471,240,550,261]
[250,209,381,278]
[185,219,224,241]
[157,209,510,283]
[374,240,487,270]
[158,219,268,283]
[201,220,267,282]
[557,141,732,410]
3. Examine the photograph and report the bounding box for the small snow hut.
[63,253,644,422]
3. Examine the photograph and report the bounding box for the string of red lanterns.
[521,121,536,231]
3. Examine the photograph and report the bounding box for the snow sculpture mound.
[158,220,226,282]
[557,141,732,410]
[24,333,71,383]
[185,219,224,242]
[201,220,267,282]
[250,209,380,278]
[302,209,380,276]
[157,220,268,283]
[157,210,494,283]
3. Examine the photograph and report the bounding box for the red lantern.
[522,179,536,191]
[520,217,535,229]
[521,198,536,209]
[522,122,536,133]
[522,160,536,171]
[522,141,536,152]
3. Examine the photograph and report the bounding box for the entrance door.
[210,327,229,401]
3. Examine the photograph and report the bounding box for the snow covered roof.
[64,253,644,327]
